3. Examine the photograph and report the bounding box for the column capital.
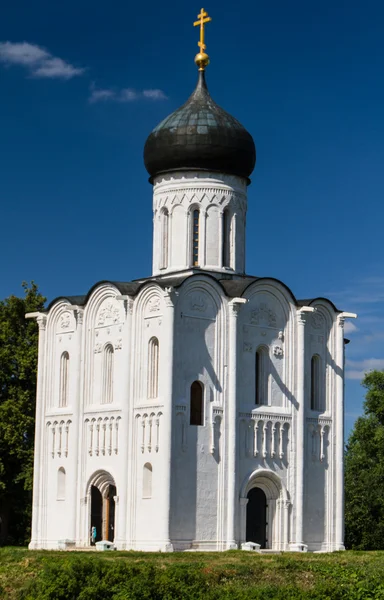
[296,306,315,326]
[25,312,47,330]
[163,286,178,308]
[229,297,247,317]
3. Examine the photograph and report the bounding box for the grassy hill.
[2,547,384,599]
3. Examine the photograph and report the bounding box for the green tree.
[0,282,46,545]
[345,370,384,549]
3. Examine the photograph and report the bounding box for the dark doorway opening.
[91,485,103,544]
[107,484,116,542]
[246,487,267,548]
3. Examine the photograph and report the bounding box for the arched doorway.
[87,471,117,544]
[246,487,267,548]
[240,469,290,551]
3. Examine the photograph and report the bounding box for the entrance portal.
[246,487,267,548]
[87,470,117,545]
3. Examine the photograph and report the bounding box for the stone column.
[290,308,311,552]
[335,315,345,550]
[160,287,176,551]
[226,298,246,549]
[28,313,47,549]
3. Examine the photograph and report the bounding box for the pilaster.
[27,313,47,549]
[226,297,247,549]
[289,307,313,552]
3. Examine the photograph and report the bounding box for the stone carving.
[251,303,277,328]
[97,302,120,326]
[312,312,325,329]
[273,345,284,358]
[243,342,253,353]
[278,330,284,341]
[114,339,123,350]
[60,312,71,330]
[189,293,207,312]
[94,343,102,354]
[148,297,161,313]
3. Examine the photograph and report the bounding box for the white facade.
[28,168,353,553]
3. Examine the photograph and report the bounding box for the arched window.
[222,209,231,268]
[311,354,322,411]
[57,467,66,500]
[160,209,169,269]
[255,347,269,406]
[147,337,159,399]
[102,344,114,404]
[143,463,152,498]
[59,352,69,408]
[190,381,204,425]
[192,209,200,266]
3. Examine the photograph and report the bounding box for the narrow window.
[102,344,114,404]
[160,209,169,269]
[222,209,231,268]
[311,355,321,410]
[255,347,269,406]
[57,467,66,500]
[190,381,204,425]
[59,352,69,408]
[143,463,152,498]
[148,337,159,399]
[192,209,199,266]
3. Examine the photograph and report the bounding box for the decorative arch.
[86,469,116,498]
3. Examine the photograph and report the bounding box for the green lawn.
[2,547,384,599]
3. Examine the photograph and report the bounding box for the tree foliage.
[345,370,384,550]
[0,282,45,545]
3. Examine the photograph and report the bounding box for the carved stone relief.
[97,301,122,326]
[250,303,277,328]
[189,293,207,313]
[311,312,325,330]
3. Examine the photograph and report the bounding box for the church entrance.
[87,470,117,545]
[246,487,267,548]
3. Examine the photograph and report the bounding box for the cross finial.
[193,8,212,71]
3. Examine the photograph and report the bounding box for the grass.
[2,547,384,599]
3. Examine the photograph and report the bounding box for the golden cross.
[193,8,212,53]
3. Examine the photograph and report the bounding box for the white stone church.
[28,28,355,552]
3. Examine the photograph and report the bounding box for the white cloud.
[346,358,384,380]
[0,41,84,79]
[143,89,167,100]
[344,321,358,334]
[89,85,167,104]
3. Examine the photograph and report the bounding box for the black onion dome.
[144,71,256,182]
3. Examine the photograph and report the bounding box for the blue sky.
[1,0,383,437]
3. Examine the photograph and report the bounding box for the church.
[27,10,356,552]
